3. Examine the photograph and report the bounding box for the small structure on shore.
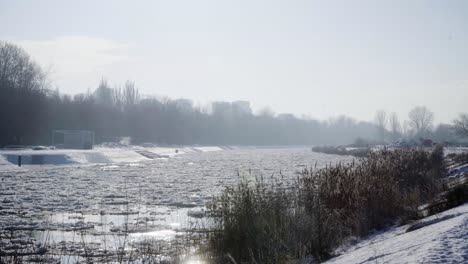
[52,130,95,149]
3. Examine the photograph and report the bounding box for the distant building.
[232,101,252,115]
[211,100,252,117]
[93,80,114,107]
[212,101,232,116]
[52,130,95,149]
[277,113,296,120]
[174,98,193,112]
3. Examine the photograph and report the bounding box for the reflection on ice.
[130,229,177,240]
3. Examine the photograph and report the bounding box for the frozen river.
[0,147,352,261]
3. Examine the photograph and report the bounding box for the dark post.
[18,155,22,167]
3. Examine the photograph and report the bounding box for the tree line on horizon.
[372,107,468,145]
[1,41,467,147]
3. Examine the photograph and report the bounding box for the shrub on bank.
[445,184,468,208]
[201,146,446,263]
[311,145,369,158]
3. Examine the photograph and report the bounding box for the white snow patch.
[130,229,177,241]
[0,154,21,171]
[193,146,223,152]
[326,203,468,264]
[0,145,223,169]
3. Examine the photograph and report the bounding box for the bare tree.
[113,80,140,110]
[454,113,468,137]
[374,110,387,142]
[0,41,48,145]
[389,112,401,141]
[408,106,434,137]
[123,81,139,106]
[433,123,455,143]
[402,120,412,139]
[0,41,46,91]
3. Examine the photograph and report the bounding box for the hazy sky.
[1,0,467,123]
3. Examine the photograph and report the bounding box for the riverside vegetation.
[199,146,448,263]
[311,145,369,158]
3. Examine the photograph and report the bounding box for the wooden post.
[18,155,22,167]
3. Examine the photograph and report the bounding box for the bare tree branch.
[408,106,434,137]
[454,113,468,137]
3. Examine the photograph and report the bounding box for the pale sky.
[1,0,467,123]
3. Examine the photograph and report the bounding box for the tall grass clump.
[202,146,446,263]
[204,176,295,263]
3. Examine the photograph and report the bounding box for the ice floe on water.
[0,146,351,260]
[130,229,177,240]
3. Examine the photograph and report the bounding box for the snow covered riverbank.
[0,145,224,169]
[326,202,468,264]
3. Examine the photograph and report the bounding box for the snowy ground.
[326,203,468,264]
[0,145,224,168]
